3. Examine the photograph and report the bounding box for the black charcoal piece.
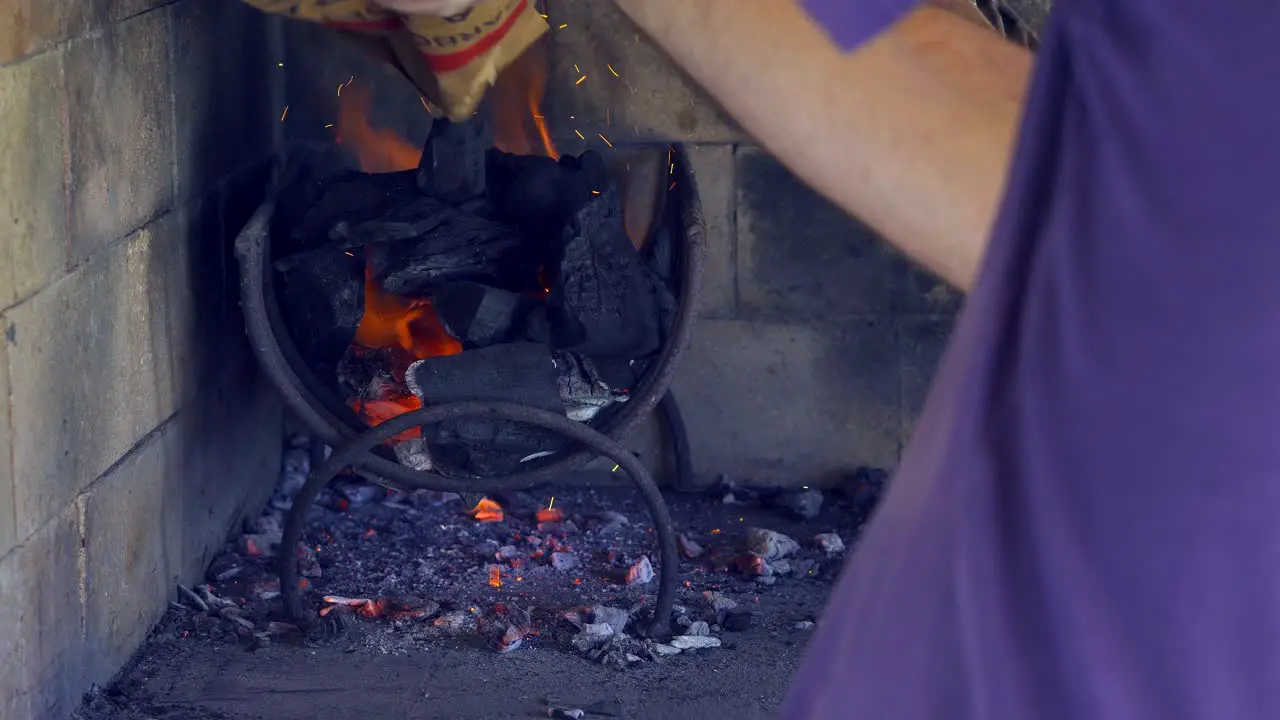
[407,344,565,475]
[348,195,541,297]
[546,152,661,359]
[417,116,489,204]
[278,169,420,257]
[486,150,578,242]
[434,282,538,348]
[274,241,365,380]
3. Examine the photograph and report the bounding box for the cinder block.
[671,318,901,485]
[0,507,85,720]
[152,203,230,407]
[5,226,170,540]
[170,360,282,580]
[80,427,172,685]
[0,0,71,64]
[899,313,956,444]
[279,17,433,153]
[172,0,278,199]
[683,144,736,318]
[0,50,67,309]
[736,147,911,319]
[0,340,14,557]
[67,0,173,40]
[65,8,174,264]
[543,0,745,147]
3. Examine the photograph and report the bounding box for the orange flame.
[490,40,559,158]
[336,83,420,173]
[489,566,503,588]
[468,497,505,523]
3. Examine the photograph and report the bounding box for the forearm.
[613,0,1032,290]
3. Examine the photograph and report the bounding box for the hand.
[370,0,482,17]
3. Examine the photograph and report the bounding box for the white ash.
[626,555,654,585]
[684,620,710,636]
[814,532,846,554]
[778,488,824,520]
[555,352,627,422]
[746,527,801,560]
[393,437,434,471]
[670,635,721,650]
[795,621,815,630]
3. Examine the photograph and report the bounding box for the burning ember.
[469,497,505,523]
[489,565,503,588]
[535,496,563,524]
[320,595,437,620]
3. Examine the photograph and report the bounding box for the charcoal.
[546,152,661,359]
[278,169,420,256]
[407,344,565,475]
[417,117,489,204]
[486,150,579,242]
[434,282,538,348]
[350,196,541,297]
[274,241,365,378]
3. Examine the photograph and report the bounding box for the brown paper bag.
[243,0,548,121]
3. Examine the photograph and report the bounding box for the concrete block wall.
[0,2,285,717]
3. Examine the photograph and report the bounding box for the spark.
[574,63,580,73]
[347,75,354,86]
[337,83,342,97]
[574,129,585,140]
[344,251,354,257]
[711,528,722,534]
[575,74,587,86]
[669,181,677,191]
[420,96,433,113]
[279,105,289,122]
[558,22,568,29]
[612,464,620,472]
[277,62,284,68]
[598,133,613,147]
[590,190,601,195]
[548,496,555,509]
[324,123,334,129]
[539,12,548,18]
[607,63,620,77]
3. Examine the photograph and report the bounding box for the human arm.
[611,0,1033,291]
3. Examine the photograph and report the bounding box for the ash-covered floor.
[74,438,884,720]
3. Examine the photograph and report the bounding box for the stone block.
[736,147,911,319]
[0,0,71,64]
[543,0,744,147]
[683,144,736,318]
[671,318,901,485]
[0,50,68,309]
[172,0,278,199]
[0,340,13,557]
[899,314,956,443]
[5,226,170,540]
[80,428,171,685]
[65,8,174,264]
[0,508,85,720]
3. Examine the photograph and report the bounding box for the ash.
[75,437,886,719]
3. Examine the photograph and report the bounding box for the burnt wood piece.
[407,343,565,475]
[433,282,540,348]
[485,150,579,244]
[273,240,365,380]
[417,116,489,204]
[547,151,661,360]
[351,195,541,298]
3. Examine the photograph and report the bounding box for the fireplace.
[0,1,1043,718]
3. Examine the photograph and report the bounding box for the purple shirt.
[787,2,1280,718]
